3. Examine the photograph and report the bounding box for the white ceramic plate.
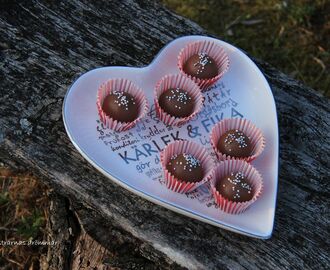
[63,36,279,239]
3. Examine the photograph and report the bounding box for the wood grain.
[0,1,329,269]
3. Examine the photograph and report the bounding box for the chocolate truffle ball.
[216,172,253,202]
[166,153,204,183]
[159,88,194,118]
[217,129,252,158]
[183,52,218,79]
[102,91,139,123]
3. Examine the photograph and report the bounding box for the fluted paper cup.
[154,74,203,126]
[160,140,214,193]
[210,118,265,162]
[178,40,229,91]
[210,160,263,214]
[97,78,149,132]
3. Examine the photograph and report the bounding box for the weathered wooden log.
[41,192,79,270]
[0,1,329,269]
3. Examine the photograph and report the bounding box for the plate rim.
[62,35,279,239]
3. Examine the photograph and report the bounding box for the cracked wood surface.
[0,1,329,269]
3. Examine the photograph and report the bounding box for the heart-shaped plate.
[63,36,279,238]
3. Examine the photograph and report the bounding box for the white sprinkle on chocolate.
[182,154,201,169]
[224,130,249,149]
[193,52,212,74]
[226,172,252,199]
[112,91,135,110]
[165,88,191,110]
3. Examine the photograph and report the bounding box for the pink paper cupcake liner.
[210,118,266,162]
[160,140,214,193]
[96,78,149,132]
[154,74,203,126]
[210,159,263,214]
[178,40,229,91]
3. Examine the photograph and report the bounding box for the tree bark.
[0,1,329,269]
[41,192,80,270]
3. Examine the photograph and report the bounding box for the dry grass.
[0,167,49,270]
[162,0,330,96]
